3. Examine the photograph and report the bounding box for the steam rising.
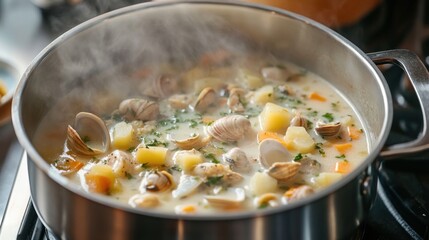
[31,3,262,155]
[51,4,256,111]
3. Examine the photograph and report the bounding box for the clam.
[194,87,217,112]
[172,175,203,199]
[207,115,251,142]
[193,162,243,185]
[290,112,308,129]
[168,94,192,109]
[315,121,342,137]
[118,98,159,121]
[140,170,174,193]
[283,185,314,202]
[53,155,84,175]
[128,193,160,208]
[261,66,288,82]
[102,150,136,177]
[258,139,293,168]
[169,133,211,150]
[66,112,110,157]
[299,157,321,175]
[267,162,301,181]
[222,147,251,173]
[142,75,179,99]
[205,187,245,209]
[255,193,279,208]
[227,88,245,113]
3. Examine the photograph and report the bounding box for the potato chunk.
[249,172,278,196]
[259,103,292,134]
[135,146,168,166]
[173,149,203,173]
[253,85,275,105]
[112,121,136,150]
[85,164,117,194]
[284,126,315,153]
[312,172,343,187]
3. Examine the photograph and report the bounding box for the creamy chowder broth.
[49,53,368,214]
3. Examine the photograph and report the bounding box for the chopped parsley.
[205,176,223,186]
[315,143,326,157]
[258,203,269,209]
[143,137,168,147]
[188,119,199,128]
[331,101,340,111]
[336,154,346,159]
[204,153,220,164]
[322,113,334,122]
[127,146,136,152]
[171,165,182,172]
[294,153,304,162]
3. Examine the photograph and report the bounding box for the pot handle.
[368,49,429,159]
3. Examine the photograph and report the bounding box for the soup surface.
[45,52,368,214]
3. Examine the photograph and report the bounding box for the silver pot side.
[14,1,390,239]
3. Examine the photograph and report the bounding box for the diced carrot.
[257,131,288,149]
[85,175,113,194]
[308,92,327,102]
[181,205,197,214]
[334,143,353,153]
[335,160,351,174]
[283,188,296,198]
[53,159,84,175]
[347,126,362,140]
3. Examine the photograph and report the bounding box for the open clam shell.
[267,162,301,182]
[222,147,251,173]
[169,133,211,150]
[315,121,342,138]
[118,98,159,121]
[172,174,203,199]
[194,87,217,113]
[258,139,293,168]
[207,115,251,142]
[66,112,110,157]
[205,187,245,209]
[140,170,174,193]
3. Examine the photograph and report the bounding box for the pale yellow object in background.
[245,0,381,28]
[0,80,6,98]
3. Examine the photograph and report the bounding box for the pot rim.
[12,0,392,221]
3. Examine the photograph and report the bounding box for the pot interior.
[15,1,389,205]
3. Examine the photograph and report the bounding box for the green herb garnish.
[206,176,223,186]
[322,113,334,122]
[171,165,182,172]
[204,153,220,164]
[315,143,326,157]
[294,153,304,162]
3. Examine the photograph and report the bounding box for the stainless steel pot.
[12,1,429,239]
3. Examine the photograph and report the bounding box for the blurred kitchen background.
[0,0,428,239]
